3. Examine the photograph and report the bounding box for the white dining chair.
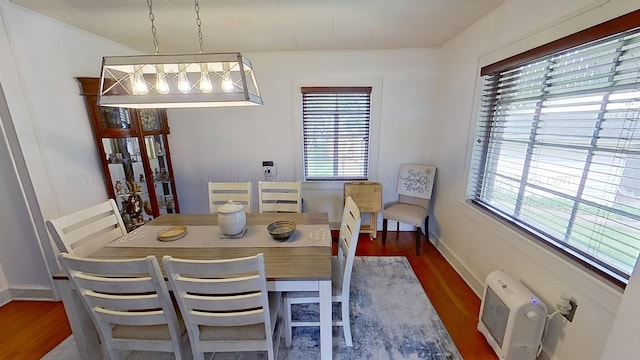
[163,253,281,360]
[59,252,187,360]
[382,164,437,255]
[46,199,127,257]
[258,181,302,213]
[207,181,252,213]
[282,196,361,347]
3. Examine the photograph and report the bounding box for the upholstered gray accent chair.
[382,164,436,255]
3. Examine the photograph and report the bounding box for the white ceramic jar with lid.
[217,200,246,236]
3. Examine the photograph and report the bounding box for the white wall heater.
[478,270,547,360]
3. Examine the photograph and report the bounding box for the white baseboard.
[429,232,485,298]
[8,286,55,301]
[0,288,10,306]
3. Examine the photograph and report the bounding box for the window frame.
[292,76,382,186]
[301,86,372,181]
[469,9,640,288]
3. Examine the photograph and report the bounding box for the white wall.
[0,262,7,305]
[168,49,438,219]
[1,3,136,217]
[0,104,50,300]
[0,2,138,292]
[433,0,640,359]
[601,258,640,358]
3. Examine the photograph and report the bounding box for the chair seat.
[383,203,427,227]
[112,324,175,341]
[200,323,266,341]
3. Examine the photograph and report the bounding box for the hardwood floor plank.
[0,301,71,360]
[0,231,495,359]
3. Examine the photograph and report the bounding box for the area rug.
[43,256,462,360]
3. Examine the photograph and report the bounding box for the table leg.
[370,212,377,239]
[54,278,103,360]
[318,279,332,360]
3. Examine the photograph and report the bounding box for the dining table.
[53,212,334,360]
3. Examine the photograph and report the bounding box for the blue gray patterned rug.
[44,256,462,360]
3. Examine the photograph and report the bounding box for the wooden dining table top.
[87,212,333,281]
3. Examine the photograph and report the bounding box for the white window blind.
[468,27,640,284]
[302,87,371,181]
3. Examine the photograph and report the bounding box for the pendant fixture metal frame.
[97,0,262,108]
[99,52,262,108]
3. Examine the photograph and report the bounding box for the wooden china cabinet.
[77,77,180,231]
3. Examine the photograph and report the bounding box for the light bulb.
[199,64,213,93]
[177,64,191,94]
[132,65,148,95]
[155,65,170,94]
[221,73,234,93]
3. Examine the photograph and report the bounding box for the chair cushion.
[199,323,266,341]
[112,324,173,340]
[383,203,428,227]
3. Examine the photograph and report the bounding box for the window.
[302,87,372,181]
[468,13,640,285]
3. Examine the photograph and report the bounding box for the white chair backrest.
[336,196,362,294]
[258,181,302,213]
[46,199,126,257]
[396,164,437,200]
[59,253,184,359]
[208,181,252,213]
[163,253,275,360]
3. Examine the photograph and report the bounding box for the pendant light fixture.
[98,0,262,108]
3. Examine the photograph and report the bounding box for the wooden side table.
[344,182,382,239]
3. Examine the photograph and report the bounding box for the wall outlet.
[561,299,577,322]
[262,161,274,180]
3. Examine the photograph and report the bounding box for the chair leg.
[415,226,421,255]
[283,298,293,347]
[425,215,429,243]
[382,218,388,245]
[341,299,353,347]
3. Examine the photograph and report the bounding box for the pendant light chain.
[194,0,205,53]
[147,0,160,55]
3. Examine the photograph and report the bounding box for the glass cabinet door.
[139,109,162,131]
[144,134,176,215]
[99,107,132,130]
[102,137,153,230]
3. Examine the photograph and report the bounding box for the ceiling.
[9,0,505,54]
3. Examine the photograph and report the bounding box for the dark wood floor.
[0,300,71,360]
[0,231,496,359]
